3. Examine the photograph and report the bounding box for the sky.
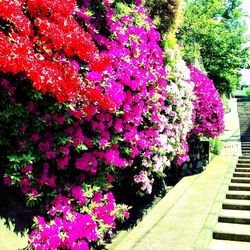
[240,0,250,84]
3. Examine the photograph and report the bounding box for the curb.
[194,156,238,250]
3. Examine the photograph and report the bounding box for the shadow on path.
[237,99,250,143]
[0,183,34,237]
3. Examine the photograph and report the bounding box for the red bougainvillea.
[0,0,114,111]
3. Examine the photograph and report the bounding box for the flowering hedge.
[189,65,225,138]
[165,48,195,165]
[0,0,224,249]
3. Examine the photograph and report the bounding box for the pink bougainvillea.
[189,65,225,138]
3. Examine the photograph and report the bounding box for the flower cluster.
[0,0,114,111]
[29,187,128,250]
[165,48,195,165]
[76,0,194,192]
[189,65,225,138]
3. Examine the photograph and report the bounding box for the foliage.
[210,137,223,155]
[144,0,183,35]
[246,87,250,97]
[178,0,249,95]
[221,94,231,113]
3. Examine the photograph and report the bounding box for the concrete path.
[0,219,28,250]
[109,98,241,250]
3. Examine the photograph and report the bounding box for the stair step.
[229,183,250,191]
[223,199,250,210]
[234,173,250,178]
[209,239,250,250]
[236,164,250,168]
[213,222,250,242]
[226,191,250,200]
[232,177,250,184]
[238,160,250,164]
[241,138,250,142]
[219,209,250,224]
[235,168,250,173]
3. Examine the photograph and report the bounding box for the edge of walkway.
[108,156,238,250]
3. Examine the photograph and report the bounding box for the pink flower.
[27,101,36,113]
[92,192,103,203]
[47,175,56,188]
[114,119,123,133]
[30,133,40,142]
[21,164,33,174]
[105,149,128,167]
[3,176,12,186]
[38,142,51,152]
[107,174,114,183]
[75,153,98,174]
[45,151,56,159]
[19,123,27,133]
[53,114,65,125]
[56,156,70,169]
[71,186,86,205]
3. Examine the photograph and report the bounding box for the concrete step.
[235,168,250,173]
[209,239,250,250]
[218,209,250,224]
[233,173,250,178]
[236,164,250,168]
[213,222,250,242]
[241,137,250,142]
[232,177,250,184]
[240,132,250,135]
[238,160,250,164]
[226,191,250,200]
[229,183,250,191]
[223,199,250,210]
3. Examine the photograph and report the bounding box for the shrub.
[189,65,225,138]
[210,137,223,155]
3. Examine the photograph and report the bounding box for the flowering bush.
[0,76,129,248]
[0,0,114,111]
[77,0,189,193]
[0,0,225,249]
[165,48,195,165]
[189,65,225,138]
[29,187,128,250]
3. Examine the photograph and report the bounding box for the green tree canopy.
[178,0,249,95]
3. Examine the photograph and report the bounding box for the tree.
[178,0,249,95]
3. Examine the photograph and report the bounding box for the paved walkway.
[109,98,241,250]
